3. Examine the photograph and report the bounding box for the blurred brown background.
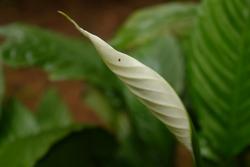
[0,0,197,166]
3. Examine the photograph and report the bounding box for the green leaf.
[36,128,120,167]
[83,87,120,130]
[0,24,116,87]
[188,0,250,161]
[0,89,81,167]
[37,89,72,130]
[111,2,197,50]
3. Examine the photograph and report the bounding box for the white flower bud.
[59,11,193,153]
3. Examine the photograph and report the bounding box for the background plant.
[0,0,249,166]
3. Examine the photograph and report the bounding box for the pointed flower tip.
[58,11,90,37]
[58,11,79,28]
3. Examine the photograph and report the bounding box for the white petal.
[59,11,193,153]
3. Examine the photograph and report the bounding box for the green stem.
[191,123,203,167]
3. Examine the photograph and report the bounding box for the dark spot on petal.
[118,58,121,62]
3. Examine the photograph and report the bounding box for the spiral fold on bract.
[60,11,193,153]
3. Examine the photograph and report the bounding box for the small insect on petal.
[59,11,193,153]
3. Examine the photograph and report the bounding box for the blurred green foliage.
[0,23,117,88]
[112,3,196,50]
[0,90,82,167]
[0,0,249,166]
[188,0,250,165]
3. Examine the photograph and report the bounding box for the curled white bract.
[60,11,193,153]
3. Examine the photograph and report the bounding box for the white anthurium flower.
[59,11,193,154]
